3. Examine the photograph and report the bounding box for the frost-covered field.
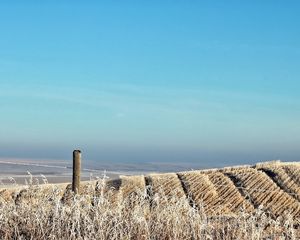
[0,161,300,239]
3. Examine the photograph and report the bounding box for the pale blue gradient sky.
[0,1,300,166]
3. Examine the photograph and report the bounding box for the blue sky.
[0,1,300,166]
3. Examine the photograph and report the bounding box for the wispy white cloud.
[1,82,299,118]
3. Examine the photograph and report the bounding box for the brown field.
[1,160,300,239]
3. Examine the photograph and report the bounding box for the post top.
[73,149,81,153]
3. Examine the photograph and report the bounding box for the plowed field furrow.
[283,165,300,186]
[146,173,189,207]
[100,175,146,204]
[147,173,186,197]
[257,166,300,202]
[223,172,259,209]
[207,172,254,213]
[242,173,292,208]
[226,168,300,217]
[120,175,145,198]
[177,171,231,214]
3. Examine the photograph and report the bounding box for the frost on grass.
[0,182,298,239]
[0,162,300,239]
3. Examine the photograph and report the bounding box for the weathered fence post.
[72,150,81,194]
